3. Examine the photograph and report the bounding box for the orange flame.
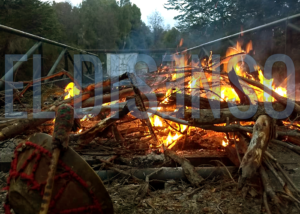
[257,69,287,101]
[179,38,184,47]
[148,111,184,149]
[150,115,163,127]
[64,82,80,100]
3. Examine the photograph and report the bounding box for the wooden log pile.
[1,66,300,213]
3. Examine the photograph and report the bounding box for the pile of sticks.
[1,66,300,213]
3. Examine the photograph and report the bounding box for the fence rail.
[0,24,97,89]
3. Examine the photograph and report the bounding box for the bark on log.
[271,139,300,154]
[225,145,241,167]
[238,115,274,189]
[0,101,61,141]
[286,136,300,147]
[186,102,286,125]
[83,72,128,92]
[97,167,237,182]
[224,132,249,167]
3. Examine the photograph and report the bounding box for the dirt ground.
[105,173,297,214]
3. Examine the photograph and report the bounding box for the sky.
[43,0,179,27]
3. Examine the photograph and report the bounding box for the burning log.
[84,72,128,92]
[145,108,300,143]
[238,74,300,112]
[69,105,130,144]
[208,69,300,115]
[228,67,250,105]
[128,73,159,144]
[238,115,274,189]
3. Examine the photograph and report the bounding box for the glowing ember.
[166,133,181,149]
[64,82,80,100]
[162,88,172,104]
[180,124,188,132]
[150,115,163,127]
[222,139,229,147]
[80,114,94,122]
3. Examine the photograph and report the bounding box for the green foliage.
[163,27,181,48]
[52,1,80,45]
[0,0,185,52]
[0,0,62,40]
[165,0,300,40]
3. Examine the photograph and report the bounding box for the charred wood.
[69,105,129,144]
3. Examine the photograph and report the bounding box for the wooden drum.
[4,133,114,214]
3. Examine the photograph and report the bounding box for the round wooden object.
[7,133,114,214]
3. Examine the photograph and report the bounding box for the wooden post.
[38,43,44,76]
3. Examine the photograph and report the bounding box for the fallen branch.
[135,168,163,200]
[84,72,128,92]
[264,157,300,204]
[263,192,272,214]
[271,139,300,155]
[264,151,300,194]
[260,166,285,214]
[164,148,204,187]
